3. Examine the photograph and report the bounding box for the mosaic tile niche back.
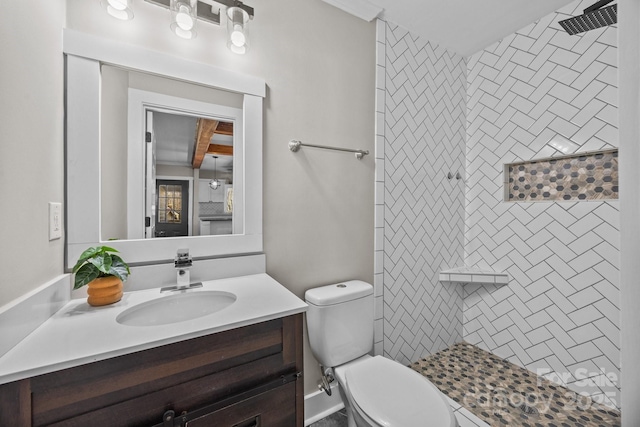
[505,150,618,202]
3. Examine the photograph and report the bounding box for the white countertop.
[0,273,307,385]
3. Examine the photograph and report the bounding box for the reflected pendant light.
[226,5,250,54]
[209,156,221,190]
[170,0,198,39]
[100,0,134,20]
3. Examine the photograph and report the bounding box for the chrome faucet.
[161,249,202,293]
[175,248,192,289]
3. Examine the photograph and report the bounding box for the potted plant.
[73,246,131,306]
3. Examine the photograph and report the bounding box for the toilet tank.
[305,281,374,368]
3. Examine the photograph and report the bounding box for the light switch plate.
[49,202,62,240]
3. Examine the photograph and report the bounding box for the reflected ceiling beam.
[193,118,219,169]
[207,144,234,157]
[215,122,234,136]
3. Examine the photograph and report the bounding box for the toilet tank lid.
[305,281,373,306]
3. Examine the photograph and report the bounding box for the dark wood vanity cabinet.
[0,314,304,427]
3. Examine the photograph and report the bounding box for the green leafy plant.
[72,246,131,290]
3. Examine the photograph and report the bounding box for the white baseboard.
[304,383,344,426]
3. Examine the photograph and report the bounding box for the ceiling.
[328,0,577,57]
[154,111,233,173]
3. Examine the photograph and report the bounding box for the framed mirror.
[101,67,244,240]
[64,29,265,269]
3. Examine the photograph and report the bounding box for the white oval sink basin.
[116,291,236,327]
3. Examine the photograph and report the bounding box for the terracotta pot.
[87,276,123,307]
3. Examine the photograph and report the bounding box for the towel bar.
[288,139,369,160]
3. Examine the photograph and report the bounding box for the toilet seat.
[344,356,456,427]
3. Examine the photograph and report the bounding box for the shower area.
[373,0,620,417]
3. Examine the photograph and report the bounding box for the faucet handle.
[175,248,192,268]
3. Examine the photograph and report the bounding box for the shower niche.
[505,149,618,202]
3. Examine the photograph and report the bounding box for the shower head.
[558,0,617,35]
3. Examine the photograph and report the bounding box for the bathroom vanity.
[0,274,307,427]
[0,29,309,426]
[0,315,303,426]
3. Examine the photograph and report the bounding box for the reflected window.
[158,184,183,223]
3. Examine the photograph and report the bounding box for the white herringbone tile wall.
[465,0,620,408]
[380,21,467,365]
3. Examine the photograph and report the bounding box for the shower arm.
[584,0,614,13]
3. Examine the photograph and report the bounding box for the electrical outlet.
[49,202,62,240]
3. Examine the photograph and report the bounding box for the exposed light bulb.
[209,156,221,190]
[107,7,128,19]
[230,24,246,47]
[101,0,133,20]
[209,179,220,190]
[176,5,194,30]
[170,0,197,39]
[226,6,250,54]
[229,44,246,55]
[108,0,128,10]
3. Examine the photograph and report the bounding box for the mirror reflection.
[99,65,243,240]
[152,111,234,238]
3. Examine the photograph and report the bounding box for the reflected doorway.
[156,179,189,237]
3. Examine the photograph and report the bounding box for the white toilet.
[305,281,458,427]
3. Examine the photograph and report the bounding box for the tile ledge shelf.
[439,267,509,285]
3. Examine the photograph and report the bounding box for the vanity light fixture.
[140,0,254,54]
[170,0,198,39]
[209,156,222,190]
[101,0,134,20]
[226,4,250,54]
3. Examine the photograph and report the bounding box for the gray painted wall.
[1,0,375,396]
[0,0,66,306]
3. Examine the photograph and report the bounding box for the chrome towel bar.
[288,139,369,160]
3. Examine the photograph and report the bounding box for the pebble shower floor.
[411,342,621,427]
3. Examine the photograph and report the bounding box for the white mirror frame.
[64,29,265,269]
[125,89,244,239]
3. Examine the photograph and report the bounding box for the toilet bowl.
[334,355,457,427]
[305,281,458,427]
